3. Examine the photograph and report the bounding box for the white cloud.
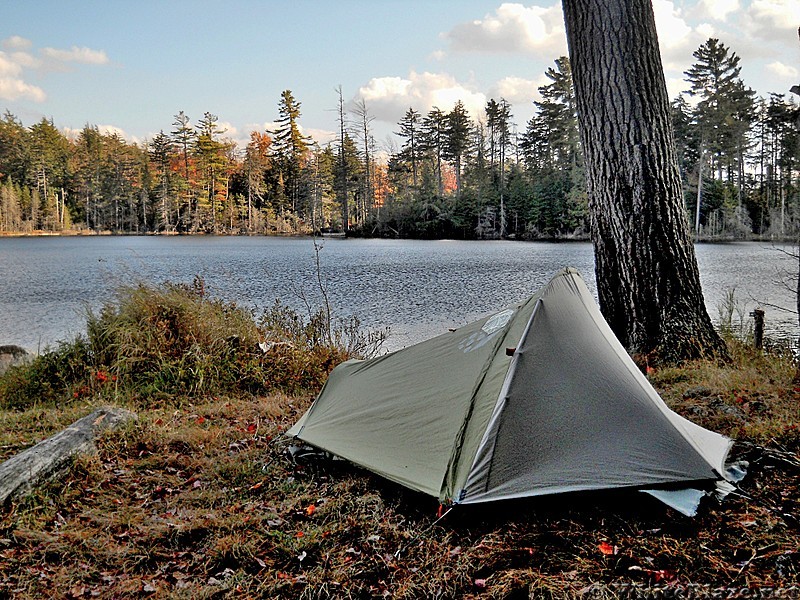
[652,0,703,69]
[767,61,799,79]
[0,38,111,104]
[665,76,691,100]
[694,0,740,21]
[246,121,278,133]
[304,127,336,145]
[41,46,109,65]
[0,77,46,102]
[97,124,128,139]
[0,51,45,102]
[747,0,800,30]
[215,120,238,137]
[359,76,412,103]
[695,22,717,38]
[740,0,800,48]
[0,52,22,77]
[243,121,334,146]
[358,71,486,125]
[61,127,82,141]
[2,36,32,50]
[491,75,547,104]
[443,2,565,57]
[10,51,40,69]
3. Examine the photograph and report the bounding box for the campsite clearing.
[0,276,798,597]
[1,352,798,598]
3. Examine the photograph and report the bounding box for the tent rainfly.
[288,268,742,516]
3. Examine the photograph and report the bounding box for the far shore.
[0,228,796,244]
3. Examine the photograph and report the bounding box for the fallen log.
[0,406,136,505]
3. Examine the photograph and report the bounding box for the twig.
[393,507,454,559]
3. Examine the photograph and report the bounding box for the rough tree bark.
[561,0,727,364]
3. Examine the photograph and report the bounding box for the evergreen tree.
[534,57,580,169]
[396,108,421,189]
[72,125,104,229]
[485,98,512,236]
[149,131,176,231]
[0,111,30,186]
[243,131,273,232]
[352,98,375,223]
[444,101,472,197]
[195,112,227,231]
[684,38,756,232]
[421,107,447,198]
[28,118,70,230]
[273,90,310,217]
[171,111,196,230]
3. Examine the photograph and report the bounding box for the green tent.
[288,268,736,515]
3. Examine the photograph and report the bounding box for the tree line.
[0,37,797,239]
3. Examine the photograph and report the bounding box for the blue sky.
[2,0,798,151]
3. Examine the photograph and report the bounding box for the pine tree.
[444,101,472,197]
[273,90,310,218]
[396,108,421,189]
[534,57,580,169]
[195,112,227,232]
[352,98,375,223]
[243,131,273,232]
[149,131,176,232]
[28,118,70,230]
[684,38,756,232]
[422,107,447,198]
[171,111,196,231]
[484,99,512,236]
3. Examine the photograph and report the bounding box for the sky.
[1,0,799,153]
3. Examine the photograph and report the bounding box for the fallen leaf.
[598,542,616,555]
[196,416,206,425]
[306,504,316,516]
[652,569,676,582]
[247,423,257,433]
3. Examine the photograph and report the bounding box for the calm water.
[0,236,796,353]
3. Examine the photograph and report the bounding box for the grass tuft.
[0,277,383,411]
[0,284,798,597]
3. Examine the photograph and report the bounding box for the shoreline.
[0,229,796,244]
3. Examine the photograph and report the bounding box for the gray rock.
[0,345,33,375]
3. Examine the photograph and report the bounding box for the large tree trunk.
[562,0,726,364]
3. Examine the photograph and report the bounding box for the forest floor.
[0,351,798,599]
[0,279,798,599]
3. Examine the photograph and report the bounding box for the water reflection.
[0,236,795,352]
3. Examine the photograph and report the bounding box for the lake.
[0,236,796,353]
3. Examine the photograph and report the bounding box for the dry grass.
[1,339,799,599]
[1,285,798,599]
